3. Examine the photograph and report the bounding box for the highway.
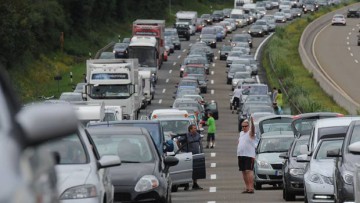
[136,18,303,202]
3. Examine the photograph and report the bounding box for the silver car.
[274,12,287,23]
[231,72,252,90]
[303,138,344,203]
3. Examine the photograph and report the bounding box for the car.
[122,38,131,44]
[254,20,270,34]
[302,137,344,203]
[201,13,214,24]
[195,18,206,32]
[88,126,179,203]
[227,64,252,84]
[113,43,129,58]
[42,125,121,203]
[332,14,346,26]
[231,34,253,48]
[303,3,315,13]
[224,18,238,31]
[226,51,245,67]
[73,82,86,93]
[200,34,217,48]
[347,7,360,18]
[172,98,204,114]
[165,37,175,54]
[248,25,266,37]
[213,25,226,41]
[223,8,232,18]
[238,105,275,130]
[212,10,225,21]
[274,12,287,23]
[183,64,206,78]
[59,92,83,102]
[172,36,181,50]
[219,45,232,60]
[99,51,116,59]
[254,134,295,190]
[185,74,208,93]
[175,22,191,41]
[231,72,252,90]
[281,135,310,201]
[180,56,210,77]
[204,100,219,120]
[232,58,259,75]
[282,9,293,21]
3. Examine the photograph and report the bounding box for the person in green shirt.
[206,112,216,149]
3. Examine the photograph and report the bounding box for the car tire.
[254,182,262,190]
[171,185,178,192]
[230,104,233,110]
[284,186,295,201]
[227,78,231,84]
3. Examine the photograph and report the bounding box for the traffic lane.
[314,18,360,104]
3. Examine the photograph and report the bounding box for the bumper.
[305,179,334,203]
[255,168,283,184]
[114,185,166,203]
[60,197,99,203]
[286,174,305,194]
[249,32,264,37]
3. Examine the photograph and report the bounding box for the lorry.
[175,11,198,35]
[83,59,142,120]
[131,19,165,82]
[139,70,155,105]
[234,0,253,8]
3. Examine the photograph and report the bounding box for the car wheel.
[171,185,178,192]
[254,182,262,190]
[230,103,233,110]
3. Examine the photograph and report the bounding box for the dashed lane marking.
[349,32,352,35]
[211,80,214,84]
[166,79,169,83]
[158,99,162,104]
[214,56,218,60]
[211,90,214,95]
[211,153,216,157]
[355,60,359,64]
[177,55,181,59]
[162,89,166,93]
[212,63,215,67]
[169,70,172,74]
[347,41,350,45]
[207,201,216,203]
[347,36,349,40]
[182,49,186,52]
[173,62,176,66]
[210,174,217,180]
[189,43,192,46]
[209,187,217,192]
[350,53,354,57]
[211,71,214,75]
[218,50,221,53]
[348,47,351,51]
[211,163,216,168]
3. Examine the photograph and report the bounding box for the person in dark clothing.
[177,124,203,190]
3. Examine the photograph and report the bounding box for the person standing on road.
[276,89,283,114]
[177,124,203,190]
[237,117,257,194]
[272,87,278,104]
[206,112,216,149]
[232,87,243,113]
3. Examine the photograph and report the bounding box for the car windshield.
[59,93,82,101]
[114,43,127,48]
[275,12,284,16]
[350,125,360,145]
[246,95,271,103]
[179,80,197,87]
[160,120,190,135]
[229,52,243,57]
[222,46,232,51]
[259,137,294,153]
[202,29,215,34]
[234,72,251,79]
[230,66,247,73]
[233,36,248,42]
[184,66,205,75]
[89,84,131,99]
[92,134,153,163]
[262,123,293,133]
[315,139,343,159]
[242,85,268,95]
[292,139,309,157]
[252,25,263,29]
[41,133,87,164]
[202,35,215,40]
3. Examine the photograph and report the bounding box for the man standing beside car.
[237,117,257,194]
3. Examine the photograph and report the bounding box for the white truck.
[139,70,155,105]
[104,105,124,121]
[175,11,198,35]
[83,59,142,120]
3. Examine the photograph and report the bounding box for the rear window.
[292,139,309,157]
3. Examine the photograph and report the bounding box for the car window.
[92,134,153,163]
[350,125,360,145]
[259,137,294,153]
[292,139,308,157]
[315,139,343,159]
[317,126,348,140]
[42,133,88,164]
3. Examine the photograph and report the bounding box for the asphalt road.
[314,16,360,104]
[136,16,305,203]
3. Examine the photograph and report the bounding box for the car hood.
[257,152,284,163]
[227,56,240,61]
[308,159,335,177]
[110,163,156,186]
[289,157,307,169]
[274,15,285,19]
[250,28,263,32]
[56,164,92,194]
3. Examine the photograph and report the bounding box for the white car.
[42,126,121,203]
[331,14,346,25]
[231,72,252,90]
[303,138,344,203]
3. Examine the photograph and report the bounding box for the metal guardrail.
[298,3,360,115]
[94,41,116,59]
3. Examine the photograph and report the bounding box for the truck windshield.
[128,47,157,67]
[89,84,131,99]
[177,19,192,24]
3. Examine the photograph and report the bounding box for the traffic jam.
[11,0,360,203]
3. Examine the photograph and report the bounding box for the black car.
[347,7,360,18]
[328,120,360,203]
[248,25,266,37]
[204,101,219,120]
[219,45,232,60]
[88,126,179,203]
[281,135,309,201]
[113,43,129,58]
[122,37,131,44]
[172,36,181,50]
[201,13,213,24]
[175,22,191,41]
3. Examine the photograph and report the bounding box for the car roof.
[315,117,360,128]
[87,126,150,135]
[261,131,294,137]
[87,120,161,128]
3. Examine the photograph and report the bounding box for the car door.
[169,140,193,185]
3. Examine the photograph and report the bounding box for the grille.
[257,174,267,179]
[271,164,283,170]
[114,193,131,202]
[268,175,282,180]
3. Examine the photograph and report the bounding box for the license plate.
[275,171,282,176]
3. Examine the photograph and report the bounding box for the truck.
[83,59,142,120]
[175,11,198,35]
[131,19,165,82]
[139,70,155,105]
[234,0,253,8]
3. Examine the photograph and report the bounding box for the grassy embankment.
[261,2,359,114]
[9,0,233,103]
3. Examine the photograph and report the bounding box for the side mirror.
[327,148,341,158]
[279,152,289,159]
[98,155,121,169]
[299,144,310,155]
[164,156,179,167]
[296,154,310,162]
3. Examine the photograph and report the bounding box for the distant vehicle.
[59,92,83,102]
[113,42,129,58]
[248,25,266,37]
[347,7,360,18]
[175,22,191,41]
[274,12,287,23]
[201,13,213,24]
[212,10,225,21]
[220,45,232,60]
[331,14,346,26]
[200,34,217,48]
[176,11,198,35]
[204,100,219,120]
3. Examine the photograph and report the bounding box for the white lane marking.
[347,36,349,40]
[169,70,172,74]
[218,50,221,53]
[173,62,176,66]
[212,63,215,67]
[214,56,218,60]
[207,201,216,203]
[211,89,214,95]
[162,89,166,93]
[209,187,217,192]
[197,38,200,41]
[211,80,214,84]
[352,28,355,31]
[189,43,193,46]
[166,79,169,83]
[355,60,359,64]
[177,55,181,59]
[211,163,216,168]
[254,33,274,59]
[158,99,162,104]
[350,53,354,57]
[256,75,260,84]
[211,71,214,75]
[347,41,350,45]
[210,174,217,180]
[182,49,187,52]
[211,153,216,157]
[349,32,352,35]
[348,47,351,51]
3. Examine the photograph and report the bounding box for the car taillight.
[292,115,301,120]
[336,113,344,117]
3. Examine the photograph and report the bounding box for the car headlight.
[343,172,353,185]
[248,30,251,33]
[290,168,305,176]
[135,175,159,192]
[232,81,237,85]
[60,185,97,199]
[257,160,271,168]
[308,173,322,184]
[322,175,334,185]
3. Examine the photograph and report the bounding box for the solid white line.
[347,41,350,45]
[166,79,169,83]
[211,90,214,95]
[162,89,166,93]
[350,53,354,57]
[214,56,218,60]
[173,62,176,66]
[211,80,214,84]
[158,99,162,104]
[211,163,216,168]
[211,71,214,75]
[254,33,274,59]
[209,187,217,192]
[169,70,172,74]
[355,60,359,64]
[256,75,260,84]
[212,63,215,67]
[210,174,217,180]
[207,201,216,203]
[177,55,181,59]
[348,47,351,51]
[182,49,187,52]
[211,152,216,157]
